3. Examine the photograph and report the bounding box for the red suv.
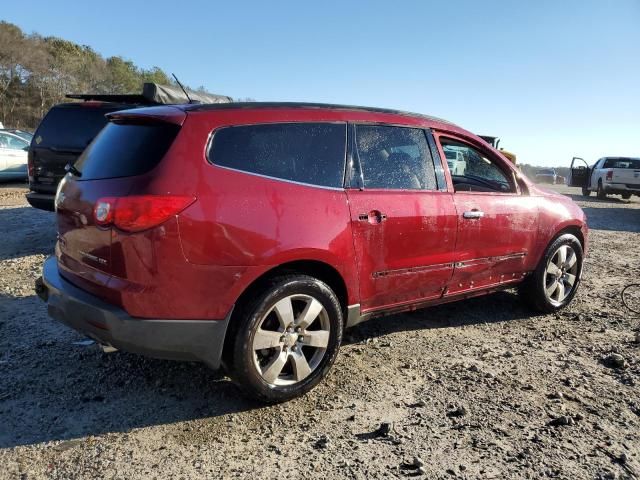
[38,103,588,402]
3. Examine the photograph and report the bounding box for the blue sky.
[4,0,639,167]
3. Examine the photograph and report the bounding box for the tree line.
[0,21,181,130]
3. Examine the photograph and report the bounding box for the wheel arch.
[221,259,350,369]
[237,260,349,312]
[530,220,586,274]
[556,225,585,250]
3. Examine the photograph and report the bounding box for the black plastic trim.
[425,129,448,191]
[40,257,231,369]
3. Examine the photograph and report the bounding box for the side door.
[0,132,11,174]
[3,134,29,173]
[569,156,590,188]
[345,124,457,314]
[433,133,539,295]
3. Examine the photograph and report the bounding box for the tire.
[622,193,631,200]
[581,186,591,197]
[596,180,607,199]
[227,275,343,403]
[519,233,583,313]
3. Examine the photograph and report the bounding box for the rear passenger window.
[209,123,347,188]
[354,125,437,190]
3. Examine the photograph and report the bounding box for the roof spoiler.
[66,83,232,106]
[106,106,187,126]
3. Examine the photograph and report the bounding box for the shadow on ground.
[344,289,534,343]
[0,206,55,261]
[0,289,535,448]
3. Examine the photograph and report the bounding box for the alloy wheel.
[252,294,330,386]
[544,244,579,305]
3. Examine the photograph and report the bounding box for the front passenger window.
[440,138,514,193]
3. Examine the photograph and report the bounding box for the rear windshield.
[34,106,123,150]
[603,158,640,169]
[74,123,180,180]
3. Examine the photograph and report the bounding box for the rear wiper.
[65,163,82,177]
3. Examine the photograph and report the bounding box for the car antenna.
[172,73,194,104]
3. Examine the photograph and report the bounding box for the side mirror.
[23,146,29,151]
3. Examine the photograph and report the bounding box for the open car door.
[569,157,590,188]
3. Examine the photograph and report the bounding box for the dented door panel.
[447,192,539,294]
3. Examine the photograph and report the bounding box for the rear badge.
[35,135,42,145]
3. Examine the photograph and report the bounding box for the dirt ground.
[0,181,639,480]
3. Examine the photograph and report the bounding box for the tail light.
[27,151,34,181]
[605,169,613,181]
[94,195,196,232]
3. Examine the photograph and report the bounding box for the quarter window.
[209,123,347,188]
[354,125,438,190]
[440,138,514,193]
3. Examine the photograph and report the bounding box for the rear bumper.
[38,256,232,369]
[26,192,55,211]
[604,183,640,195]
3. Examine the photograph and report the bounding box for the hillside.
[0,21,177,129]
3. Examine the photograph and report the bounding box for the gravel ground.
[1,182,639,480]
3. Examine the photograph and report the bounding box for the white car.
[444,149,466,175]
[570,156,640,199]
[0,130,29,181]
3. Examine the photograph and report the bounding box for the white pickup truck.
[569,156,640,199]
[444,149,466,176]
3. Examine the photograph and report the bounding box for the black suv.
[26,100,144,210]
[26,83,231,211]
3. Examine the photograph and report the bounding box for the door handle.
[463,210,484,219]
[358,210,387,224]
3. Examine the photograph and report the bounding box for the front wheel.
[581,186,591,197]
[519,234,583,313]
[622,193,632,200]
[228,275,343,403]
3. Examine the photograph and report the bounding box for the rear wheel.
[519,233,583,313]
[596,180,607,199]
[581,186,591,197]
[228,275,343,403]
[622,193,632,200]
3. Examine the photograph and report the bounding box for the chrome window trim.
[210,163,347,192]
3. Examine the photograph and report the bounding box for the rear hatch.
[55,110,185,296]
[29,103,135,193]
